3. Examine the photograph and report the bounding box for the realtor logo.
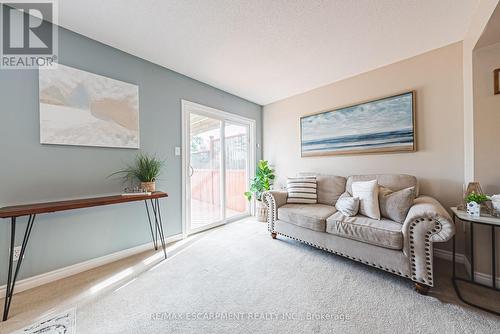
[1,0,58,69]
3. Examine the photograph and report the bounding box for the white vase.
[255,200,267,222]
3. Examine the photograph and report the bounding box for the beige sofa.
[263,174,455,294]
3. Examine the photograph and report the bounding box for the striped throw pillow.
[286,176,318,204]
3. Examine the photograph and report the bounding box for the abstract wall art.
[39,64,139,148]
[300,91,415,156]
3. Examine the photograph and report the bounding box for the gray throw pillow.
[378,186,416,223]
[335,192,360,217]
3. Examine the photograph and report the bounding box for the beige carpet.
[70,220,500,333]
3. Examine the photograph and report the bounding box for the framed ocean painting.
[300,91,415,157]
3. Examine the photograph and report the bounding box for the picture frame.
[300,91,416,157]
[495,68,499,95]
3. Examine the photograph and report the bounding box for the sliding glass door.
[182,101,255,235]
[225,121,250,220]
[189,113,223,231]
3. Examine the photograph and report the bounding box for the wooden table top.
[0,192,168,218]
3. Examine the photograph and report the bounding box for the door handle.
[189,166,194,177]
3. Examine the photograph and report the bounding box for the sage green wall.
[0,26,262,284]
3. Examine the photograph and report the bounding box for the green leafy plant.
[110,153,164,183]
[244,160,275,202]
[465,192,489,204]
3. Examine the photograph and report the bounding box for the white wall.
[263,42,464,251]
[474,43,500,193]
[463,0,500,184]
[461,0,500,280]
[471,42,500,277]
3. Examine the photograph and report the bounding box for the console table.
[0,191,168,321]
[451,207,499,316]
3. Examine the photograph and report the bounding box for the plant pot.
[255,200,267,222]
[141,182,156,192]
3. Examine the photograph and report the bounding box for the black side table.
[451,207,499,316]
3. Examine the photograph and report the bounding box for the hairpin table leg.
[2,214,36,321]
[155,199,167,259]
[150,199,167,259]
[145,200,158,250]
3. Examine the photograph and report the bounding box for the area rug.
[11,308,75,334]
[75,219,500,333]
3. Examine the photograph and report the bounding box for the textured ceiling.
[59,0,479,105]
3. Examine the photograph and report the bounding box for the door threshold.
[186,215,251,236]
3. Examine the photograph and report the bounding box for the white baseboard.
[434,248,500,287]
[0,234,183,297]
[434,248,466,264]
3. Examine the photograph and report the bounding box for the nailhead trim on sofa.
[263,192,411,279]
[263,192,442,286]
[273,230,411,279]
[408,218,442,286]
[264,192,277,233]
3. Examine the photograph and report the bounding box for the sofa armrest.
[262,190,287,232]
[402,196,455,286]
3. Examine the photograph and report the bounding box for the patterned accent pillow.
[286,176,318,204]
[379,186,416,223]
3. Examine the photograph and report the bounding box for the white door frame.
[181,100,256,237]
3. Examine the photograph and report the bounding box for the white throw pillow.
[351,180,380,219]
[335,192,360,217]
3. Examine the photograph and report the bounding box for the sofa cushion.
[278,204,337,232]
[326,212,403,250]
[346,174,419,197]
[298,173,346,205]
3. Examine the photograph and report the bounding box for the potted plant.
[465,192,489,217]
[111,153,164,192]
[244,160,275,222]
